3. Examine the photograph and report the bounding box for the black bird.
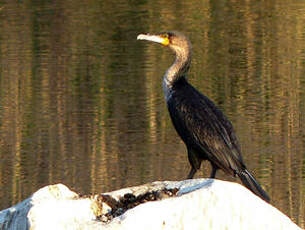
[137,31,270,202]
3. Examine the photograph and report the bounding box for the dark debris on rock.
[96,188,179,223]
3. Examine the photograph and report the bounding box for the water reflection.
[0,0,304,227]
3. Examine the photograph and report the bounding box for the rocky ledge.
[0,179,301,230]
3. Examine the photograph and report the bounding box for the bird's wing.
[168,85,245,174]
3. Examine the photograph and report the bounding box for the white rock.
[0,179,301,230]
[0,184,95,230]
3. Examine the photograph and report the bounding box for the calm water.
[0,0,304,226]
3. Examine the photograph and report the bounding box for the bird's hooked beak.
[137,34,170,46]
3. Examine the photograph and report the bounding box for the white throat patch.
[162,77,173,101]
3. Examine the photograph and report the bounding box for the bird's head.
[137,31,191,56]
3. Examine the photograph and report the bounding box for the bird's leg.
[210,166,217,178]
[187,148,201,179]
[187,167,197,179]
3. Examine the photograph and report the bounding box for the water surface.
[0,0,304,226]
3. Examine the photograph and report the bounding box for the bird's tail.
[238,169,270,202]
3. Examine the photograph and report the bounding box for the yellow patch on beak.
[137,34,170,46]
[161,37,170,46]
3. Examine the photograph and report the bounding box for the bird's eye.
[163,33,169,38]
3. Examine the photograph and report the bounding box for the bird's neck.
[163,48,191,100]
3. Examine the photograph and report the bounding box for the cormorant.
[137,31,270,202]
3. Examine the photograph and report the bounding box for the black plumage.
[137,31,270,202]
